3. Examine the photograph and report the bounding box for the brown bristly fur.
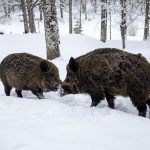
[0,53,61,99]
[62,48,150,117]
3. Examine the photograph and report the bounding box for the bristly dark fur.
[62,48,150,117]
[0,53,61,99]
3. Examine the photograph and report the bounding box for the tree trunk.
[60,0,63,18]
[69,0,73,34]
[120,0,127,49]
[21,0,29,33]
[26,0,36,33]
[39,2,43,20]
[143,0,149,40]
[79,0,82,33]
[101,0,107,42]
[108,0,111,40]
[42,0,60,60]
[94,0,97,13]
[83,0,87,20]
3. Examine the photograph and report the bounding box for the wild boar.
[0,53,61,99]
[61,48,150,117]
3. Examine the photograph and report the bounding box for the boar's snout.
[52,82,60,91]
[60,83,73,96]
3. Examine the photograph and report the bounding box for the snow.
[0,9,150,150]
[0,33,150,150]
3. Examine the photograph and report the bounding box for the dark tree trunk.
[69,0,73,34]
[143,0,149,40]
[39,2,43,20]
[21,0,29,33]
[60,0,63,18]
[120,0,127,49]
[101,0,107,42]
[42,0,60,60]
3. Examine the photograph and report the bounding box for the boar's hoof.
[15,89,23,98]
[37,93,44,99]
[31,90,44,99]
[91,101,100,107]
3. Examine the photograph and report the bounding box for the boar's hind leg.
[90,93,105,107]
[105,91,115,109]
[15,89,23,98]
[31,89,44,99]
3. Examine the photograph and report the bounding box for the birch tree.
[42,0,60,60]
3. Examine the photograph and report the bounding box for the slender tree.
[69,0,72,33]
[60,0,63,18]
[26,0,36,33]
[79,0,82,33]
[82,0,87,20]
[108,0,111,40]
[143,0,149,40]
[101,0,107,42]
[42,0,60,60]
[120,0,127,49]
[39,1,43,20]
[84,0,87,20]
[21,0,29,33]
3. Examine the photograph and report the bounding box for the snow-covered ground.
[0,8,150,150]
[0,33,150,150]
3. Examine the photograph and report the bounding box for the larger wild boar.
[0,53,61,99]
[61,48,150,117]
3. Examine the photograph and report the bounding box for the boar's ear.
[40,61,49,73]
[69,57,79,72]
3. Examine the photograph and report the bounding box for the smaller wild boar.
[0,53,61,99]
[61,48,150,117]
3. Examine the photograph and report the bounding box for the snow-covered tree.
[42,0,60,60]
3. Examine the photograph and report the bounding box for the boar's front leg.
[90,93,105,107]
[4,84,12,96]
[105,91,115,109]
[31,89,44,99]
[15,89,23,98]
